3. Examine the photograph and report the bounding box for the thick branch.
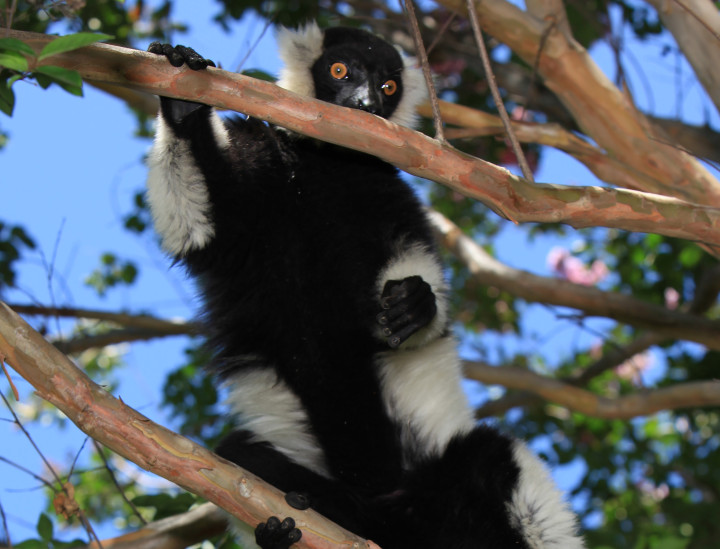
[83,503,227,549]
[428,210,720,350]
[0,302,375,549]
[645,0,720,116]
[464,361,720,419]
[8,29,720,246]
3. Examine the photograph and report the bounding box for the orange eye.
[382,79,398,96]
[330,62,348,79]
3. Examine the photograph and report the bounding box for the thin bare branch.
[92,441,148,526]
[465,0,534,181]
[401,0,445,141]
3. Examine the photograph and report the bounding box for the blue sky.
[1,1,718,544]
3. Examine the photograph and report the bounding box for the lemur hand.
[377,275,437,348]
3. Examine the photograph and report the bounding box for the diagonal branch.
[7,29,720,247]
[0,302,376,549]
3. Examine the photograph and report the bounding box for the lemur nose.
[358,99,381,115]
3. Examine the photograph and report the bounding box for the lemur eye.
[330,62,348,79]
[382,79,398,96]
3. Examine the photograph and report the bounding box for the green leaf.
[0,82,15,116]
[0,51,28,72]
[36,513,53,542]
[678,245,702,268]
[33,65,83,96]
[13,540,47,549]
[0,37,35,57]
[38,32,113,61]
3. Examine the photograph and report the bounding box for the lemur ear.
[275,22,325,98]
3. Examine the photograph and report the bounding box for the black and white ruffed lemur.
[146,22,585,549]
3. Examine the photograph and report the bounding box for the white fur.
[388,53,427,129]
[377,336,474,460]
[376,241,448,348]
[508,441,586,548]
[146,116,215,256]
[276,22,324,98]
[224,367,330,477]
[228,518,261,549]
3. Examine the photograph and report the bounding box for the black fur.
[146,26,583,549]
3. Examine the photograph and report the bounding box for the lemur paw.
[148,42,216,70]
[377,275,437,348]
[255,516,302,549]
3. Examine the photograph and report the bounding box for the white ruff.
[224,367,330,477]
[275,22,324,98]
[146,116,215,256]
[376,241,448,348]
[377,336,474,459]
[508,441,586,548]
[388,53,427,129]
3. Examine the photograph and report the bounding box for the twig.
[93,441,148,525]
[465,0,534,181]
[425,12,456,57]
[0,495,11,549]
[0,455,55,490]
[0,393,104,547]
[401,0,445,141]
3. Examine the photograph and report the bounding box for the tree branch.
[464,360,720,419]
[644,0,720,116]
[0,302,376,549]
[7,29,720,247]
[437,0,720,207]
[428,210,720,350]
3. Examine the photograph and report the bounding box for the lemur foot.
[377,275,437,348]
[147,42,216,70]
[255,516,302,549]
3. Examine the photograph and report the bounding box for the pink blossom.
[664,287,680,310]
[615,351,654,385]
[547,247,609,286]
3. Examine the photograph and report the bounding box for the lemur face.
[310,28,404,120]
[276,23,426,129]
